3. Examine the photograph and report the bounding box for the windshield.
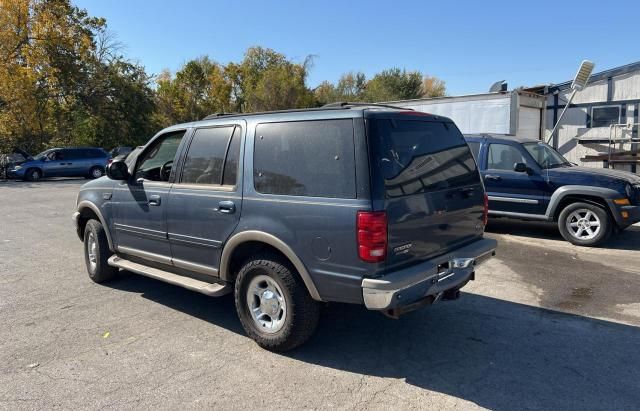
[523,142,570,169]
[33,149,54,160]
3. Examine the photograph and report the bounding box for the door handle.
[148,195,161,206]
[218,201,235,214]
[485,174,502,181]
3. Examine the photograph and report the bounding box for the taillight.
[357,211,387,263]
[483,193,489,226]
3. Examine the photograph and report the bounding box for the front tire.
[234,255,321,352]
[558,202,612,246]
[24,168,42,181]
[84,219,118,283]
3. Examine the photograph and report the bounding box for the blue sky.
[75,0,640,96]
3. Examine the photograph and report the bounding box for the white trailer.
[387,90,546,140]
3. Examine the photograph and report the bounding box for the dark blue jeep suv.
[465,134,640,246]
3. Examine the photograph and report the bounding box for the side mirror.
[513,162,528,173]
[106,161,129,180]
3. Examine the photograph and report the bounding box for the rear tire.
[24,168,42,181]
[234,255,321,352]
[88,166,104,179]
[558,202,612,246]
[84,219,118,283]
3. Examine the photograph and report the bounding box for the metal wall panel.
[612,72,640,100]
[517,106,542,139]
[396,95,512,135]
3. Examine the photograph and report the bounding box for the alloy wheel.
[565,209,601,240]
[246,274,287,334]
[86,232,98,271]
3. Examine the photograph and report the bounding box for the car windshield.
[523,142,570,169]
[33,149,54,160]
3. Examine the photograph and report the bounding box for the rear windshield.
[368,118,480,198]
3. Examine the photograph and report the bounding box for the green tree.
[237,47,314,112]
[0,0,156,153]
[362,68,424,102]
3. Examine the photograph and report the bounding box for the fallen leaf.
[103,332,110,339]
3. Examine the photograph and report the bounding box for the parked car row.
[3,146,143,181]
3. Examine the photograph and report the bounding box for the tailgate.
[367,115,485,269]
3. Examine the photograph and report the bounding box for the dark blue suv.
[8,147,110,181]
[465,134,640,246]
[73,104,497,351]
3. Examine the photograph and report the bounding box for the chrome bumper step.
[108,255,232,297]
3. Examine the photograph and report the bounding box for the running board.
[108,255,232,297]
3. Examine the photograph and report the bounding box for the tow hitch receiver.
[383,292,443,319]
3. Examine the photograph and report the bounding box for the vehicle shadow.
[106,272,245,335]
[293,295,640,410]
[106,273,640,410]
[487,217,640,251]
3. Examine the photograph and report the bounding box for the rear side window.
[254,119,356,198]
[92,149,107,158]
[368,119,480,198]
[181,126,235,185]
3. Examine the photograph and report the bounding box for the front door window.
[135,131,185,182]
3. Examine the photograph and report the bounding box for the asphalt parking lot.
[1,179,639,410]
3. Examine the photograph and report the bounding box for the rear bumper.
[361,238,497,311]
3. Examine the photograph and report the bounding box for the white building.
[537,61,640,174]
[387,90,546,140]
[390,61,640,175]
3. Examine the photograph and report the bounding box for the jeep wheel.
[558,202,612,246]
[84,219,118,283]
[234,255,321,351]
[25,168,41,181]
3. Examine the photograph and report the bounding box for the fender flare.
[219,230,322,301]
[77,200,114,251]
[545,185,621,219]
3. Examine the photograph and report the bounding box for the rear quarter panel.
[235,113,373,304]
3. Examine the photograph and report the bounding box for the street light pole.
[546,60,595,147]
[547,88,578,146]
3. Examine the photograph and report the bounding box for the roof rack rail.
[202,112,237,120]
[322,102,412,111]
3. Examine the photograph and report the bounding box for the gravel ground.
[1,178,639,410]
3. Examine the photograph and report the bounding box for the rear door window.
[368,119,480,198]
[222,126,242,186]
[180,126,235,185]
[253,119,356,198]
